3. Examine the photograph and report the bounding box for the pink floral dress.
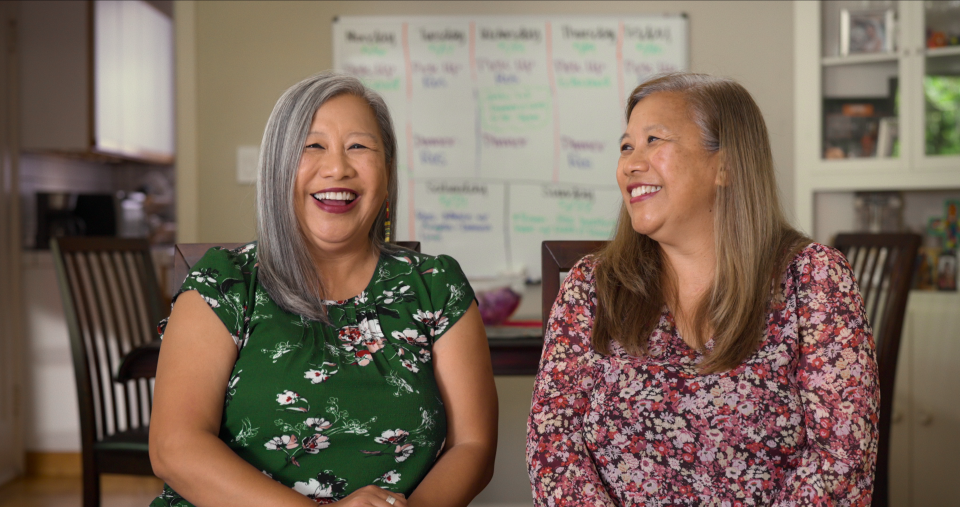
[527,243,879,506]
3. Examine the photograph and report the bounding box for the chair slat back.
[833,234,920,358]
[541,241,608,330]
[51,238,164,445]
[172,242,422,293]
[833,232,921,507]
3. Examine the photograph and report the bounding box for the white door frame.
[0,0,25,486]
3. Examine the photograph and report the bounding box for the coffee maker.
[35,192,117,249]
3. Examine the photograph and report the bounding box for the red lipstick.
[626,183,662,204]
[311,187,361,214]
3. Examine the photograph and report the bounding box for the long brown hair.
[593,73,810,373]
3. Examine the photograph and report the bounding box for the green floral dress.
[151,243,475,506]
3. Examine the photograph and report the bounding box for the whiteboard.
[333,15,688,278]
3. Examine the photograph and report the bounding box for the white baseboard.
[23,429,81,453]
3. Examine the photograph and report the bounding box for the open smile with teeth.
[630,185,662,198]
[312,190,358,206]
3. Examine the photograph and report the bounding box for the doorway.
[0,0,24,486]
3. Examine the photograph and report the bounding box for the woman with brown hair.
[527,73,878,506]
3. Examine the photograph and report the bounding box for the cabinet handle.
[892,410,904,423]
[918,412,933,426]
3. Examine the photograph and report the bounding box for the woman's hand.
[335,486,407,506]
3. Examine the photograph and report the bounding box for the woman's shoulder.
[788,242,850,272]
[378,248,475,338]
[783,242,861,297]
[180,242,258,291]
[168,242,258,340]
[380,247,467,281]
[189,242,258,275]
[568,254,599,283]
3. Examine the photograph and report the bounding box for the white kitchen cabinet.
[794,3,960,506]
[19,0,174,164]
[794,1,960,234]
[888,292,960,507]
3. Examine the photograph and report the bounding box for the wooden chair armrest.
[115,341,161,382]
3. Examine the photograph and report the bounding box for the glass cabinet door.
[923,1,960,157]
[820,0,900,160]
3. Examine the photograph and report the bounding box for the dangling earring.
[384,199,391,243]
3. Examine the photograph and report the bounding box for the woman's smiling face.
[294,94,388,255]
[616,91,722,248]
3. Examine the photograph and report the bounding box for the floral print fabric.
[151,244,474,506]
[527,243,879,506]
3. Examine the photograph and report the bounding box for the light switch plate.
[236,145,259,184]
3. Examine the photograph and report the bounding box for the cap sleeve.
[162,246,253,346]
[423,254,475,342]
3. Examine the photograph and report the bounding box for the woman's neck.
[659,235,716,347]
[308,241,380,301]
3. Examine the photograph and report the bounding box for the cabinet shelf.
[925,45,960,58]
[821,52,899,66]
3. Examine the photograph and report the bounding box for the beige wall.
[177,0,794,243]
[176,2,794,505]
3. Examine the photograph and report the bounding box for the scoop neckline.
[662,307,714,356]
[318,251,386,306]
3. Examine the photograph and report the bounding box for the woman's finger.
[340,485,408,507]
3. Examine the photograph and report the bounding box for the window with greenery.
[925,75,960,156]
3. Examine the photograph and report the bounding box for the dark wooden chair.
[833,233,921,507]
[50,237,164,507]
[541,240,608,331]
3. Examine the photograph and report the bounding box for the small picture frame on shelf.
[841,9,895,56]
[876,117,898,158]
[915,247,939,291]
[937,250,958,291]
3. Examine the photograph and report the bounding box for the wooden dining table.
[116,327,544,382]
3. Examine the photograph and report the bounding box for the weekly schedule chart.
[334,16,688,278]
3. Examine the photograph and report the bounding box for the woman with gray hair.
[149,72,497,507]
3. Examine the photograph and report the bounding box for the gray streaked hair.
[256,71,400,322]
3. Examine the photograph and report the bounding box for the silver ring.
[386,496,396,505]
